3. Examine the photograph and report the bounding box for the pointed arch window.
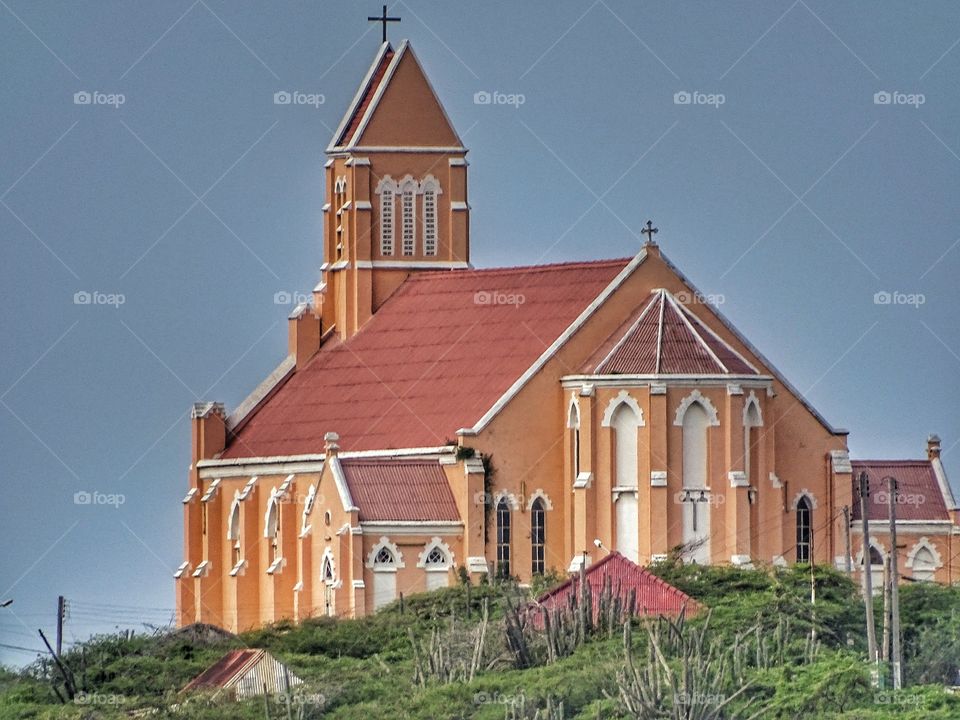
[496,498,511,577]
[796,496,812,563]
[265,496,281,564]
[227,500,241,567]
[531,498,546,575]
[568,402,581,485]
[680,401,711,564]
[420,176,440,256]
[912,547,936,582]
[400,178,417,256]
[376,178,397,256]
[743,400,762,484]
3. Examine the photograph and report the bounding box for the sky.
[2,0,959,666]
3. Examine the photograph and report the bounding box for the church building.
[176,37,959,631]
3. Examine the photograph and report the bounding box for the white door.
[372,570,396,610]
[616,493,639,563]
[425,570,449,591]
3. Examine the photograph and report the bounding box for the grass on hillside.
[2,564,960,719]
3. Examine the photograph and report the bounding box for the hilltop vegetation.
[3,564,960,719]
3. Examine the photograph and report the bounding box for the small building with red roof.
[174,29,959,632]
[532,552,700,626]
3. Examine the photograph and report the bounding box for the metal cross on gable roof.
[641,220,658,245]
[368,5,401,44]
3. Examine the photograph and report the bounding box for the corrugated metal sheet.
[850,460,949,522]
[340,458,461,522]
[223,258,628,457]
[183,649,304,699]
[590,289,759,376]
[533,552,700,623]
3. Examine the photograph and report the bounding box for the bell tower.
[315,40,470,339]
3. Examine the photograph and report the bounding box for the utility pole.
[858,471,878,663]
[888,476,903,689]
[56,595,65,657]
[881,557,890,662]
[842,505,852,575]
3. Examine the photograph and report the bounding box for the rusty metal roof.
[534,552,700,619]
[183,649,264,691]
[340,458,461,522]
[850,460,951,522]
[587,289,759,375]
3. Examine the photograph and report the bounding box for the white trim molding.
[493,490,520,511]
[673,389,720,427]
[601,390,645,427]
[526,489,554,511]
[650,471,668,487]
[769,472,782,489]
[742,390,763,426]
[729,471,749,488]
[791,489,818,511]
[573,471,593,489]
[416,537,455,569]
[830,450,853,474]
[366,536,405,569]
[905,537,943,569]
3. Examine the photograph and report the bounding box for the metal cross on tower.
[368,5,401,43]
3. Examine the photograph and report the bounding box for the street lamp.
[0,599,12,608]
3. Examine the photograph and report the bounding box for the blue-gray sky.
[2,1,959,665]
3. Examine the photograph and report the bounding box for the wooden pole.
[888,476,903,689]
[842,505,852,575]
[881,557,890,663]
[56,595,65,657]
[858,471,878,663]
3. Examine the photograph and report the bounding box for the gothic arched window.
[681,401,711,563]
[531,498,546,575]
[376,178,397,256]
[400,178,417,256]
[796,496,812,563]
[496,498,511,577]
[421,177,440,256]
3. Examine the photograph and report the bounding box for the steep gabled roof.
[851,460,953,522]
[328,40,462,151]
[222,258,630,457]
[585,288,760,375]
[534,552,700,618]
[183,649,264,691]
[340,458,460,522]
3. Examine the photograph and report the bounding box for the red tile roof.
[337,48,394,147]
[533,552,700,621]
[183,649,264,691]
[223,259,629,457]
[850,460,951,522]
[585,289,759,375]
[340,458,460,522]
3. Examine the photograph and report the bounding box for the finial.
[368,4,401,44]
[641,220,658,246]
